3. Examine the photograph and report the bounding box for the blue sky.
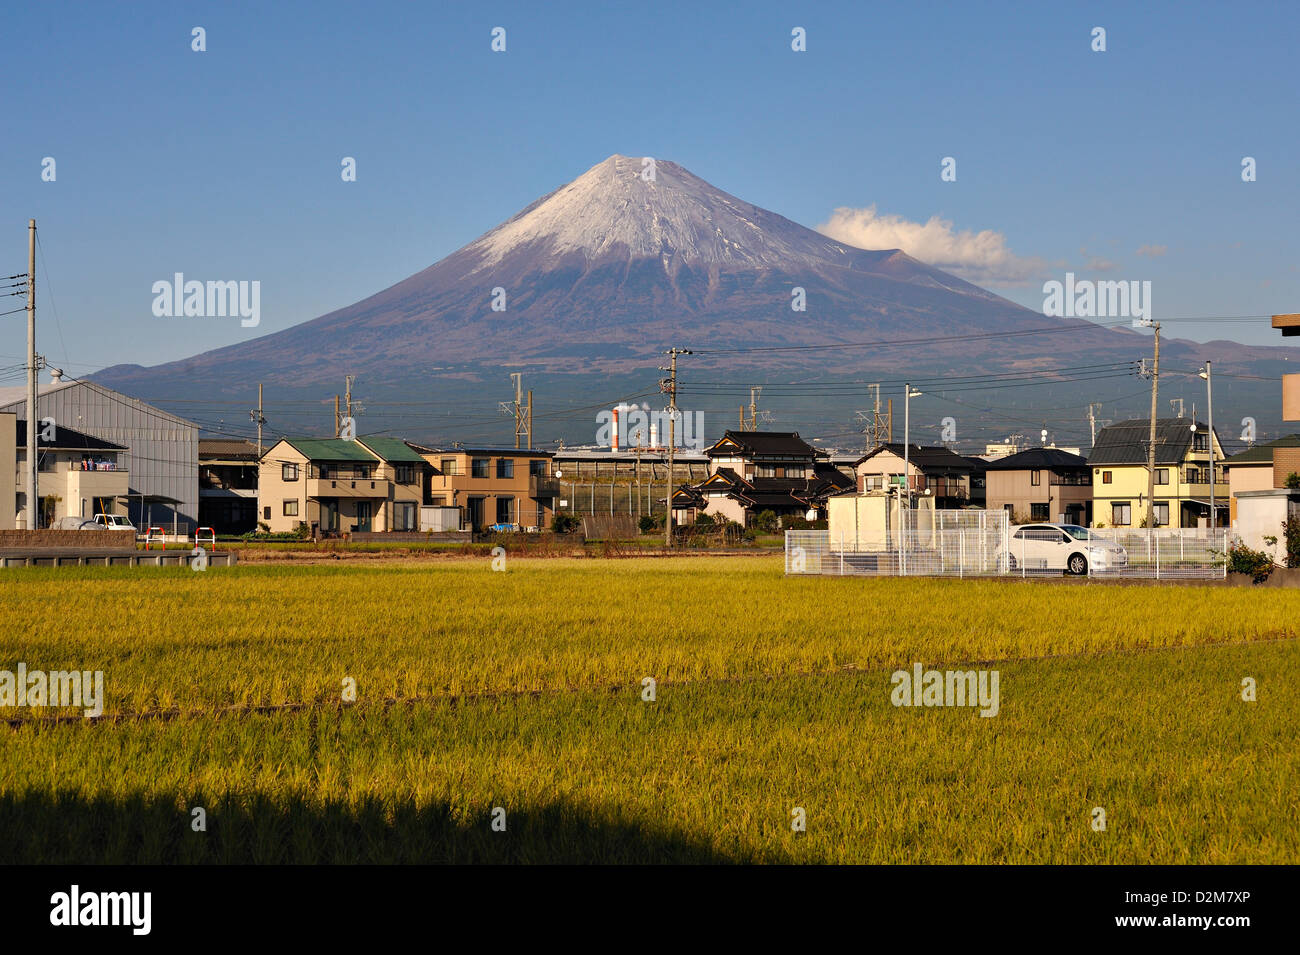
[2,0,1297,377]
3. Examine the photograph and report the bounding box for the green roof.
[284,438,379,462]
[1224,434,1300,465]
[358,436,428,463]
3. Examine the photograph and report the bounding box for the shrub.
[550,513,581,535]
[1285,472,1300,490]
[752,510,779,534]
[637,515,660,534]
[694,513,716,526]
[1284,517,1300,569]
[1223,542,1275,583]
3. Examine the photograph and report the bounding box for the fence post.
[959,530,964,579]
[839,531,844,576]
[1020,531,1025,577]
[1155,530,1161,579]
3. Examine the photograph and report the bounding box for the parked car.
[52,516,103,530]
[91,514,137,532]
[1000,523,1127,574]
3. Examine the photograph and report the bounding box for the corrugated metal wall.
[1,382,199,532]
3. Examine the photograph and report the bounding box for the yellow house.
[1088,418,1228,528]
[411,446,557,532]
[257,436,427,534]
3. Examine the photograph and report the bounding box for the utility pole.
[661,348,691,547]
[1144,322,1161,529]
[1201,360,1215,532]
[748,386,761,431]
[25,219,37,530]
[1087,402,1102,448]
[250,383,265,456]
[527,389,533,450]
[345,375,354,421]
[334,395,341,437]
[1169,397,1184,419]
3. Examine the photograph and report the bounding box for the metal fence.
[786,523,1228,580]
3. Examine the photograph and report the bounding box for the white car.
[91,514,137,532]
[1002,523,1127,575]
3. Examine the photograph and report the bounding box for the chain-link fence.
[787,521,1228,579]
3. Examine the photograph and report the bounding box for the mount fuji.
[94,155,1295,444]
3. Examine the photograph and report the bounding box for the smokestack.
[612,405,620,451]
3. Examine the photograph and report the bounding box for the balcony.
[306,478,390,499]
[529,475,560,498]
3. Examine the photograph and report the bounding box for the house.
[0,412,130,529]
[1087,418,1228,528]
[853,443,974,509]
[0,375,198,532]
[963,455,988,508]
[257,436,428,534]
[412,446,557,531]
[671,431,852,526]
[1222,434,1300,524]
[983,447,1091,525]
[199,439,260,534]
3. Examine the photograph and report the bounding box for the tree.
[1285,471,1300,490]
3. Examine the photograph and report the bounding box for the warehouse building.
[0,374,199,532]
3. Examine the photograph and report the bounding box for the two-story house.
[672,431,852,526]
[412,446,557,531]
[854,443,974,509]
[1,411,130,528]
[983,447,1092,525]
[198,439,260,534]
[257,436,427,534]
[1088,418,1228,528]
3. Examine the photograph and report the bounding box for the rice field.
[1,557,1296,863]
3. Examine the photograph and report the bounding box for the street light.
[903,384,923,509]
[1199,361,1215,532]
[902,384,923,577]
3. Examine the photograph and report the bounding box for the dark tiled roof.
[984,447,1090,471]
[962,455,991,474]
[706,430,818,458]
[1223,434,1300,465]
[856,443,973,472]
[16,420,126,452]
[199,438,259,460]
[1088,418,1213,466]
[409,444,552,457]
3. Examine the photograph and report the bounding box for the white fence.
[786,524,1228,580]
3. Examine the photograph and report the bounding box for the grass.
[1,557,1296,862]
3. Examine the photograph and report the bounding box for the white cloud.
[1136,244,1168,257]
[817,205,1046,287]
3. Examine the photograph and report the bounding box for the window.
[282,463,299,481]
[1193,433,1208,451]
[864,475,884,491]
[785,467,805,479]
[1111,502,1131,526]
[440,458,458,476]
[471,458,490,478]
[496,458,514,479]
[1155,468,1169,485]
[263,506,271,520]
[1102,471,1112,485]
[1030,503,1049,521]
[1030,470,1041,486]
[394,464,416,484]
[1152,502,1169,527]
[495,496,514,524]
[1186,466,1205,484]
[529,459,547,477]
[283,500,299,517]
